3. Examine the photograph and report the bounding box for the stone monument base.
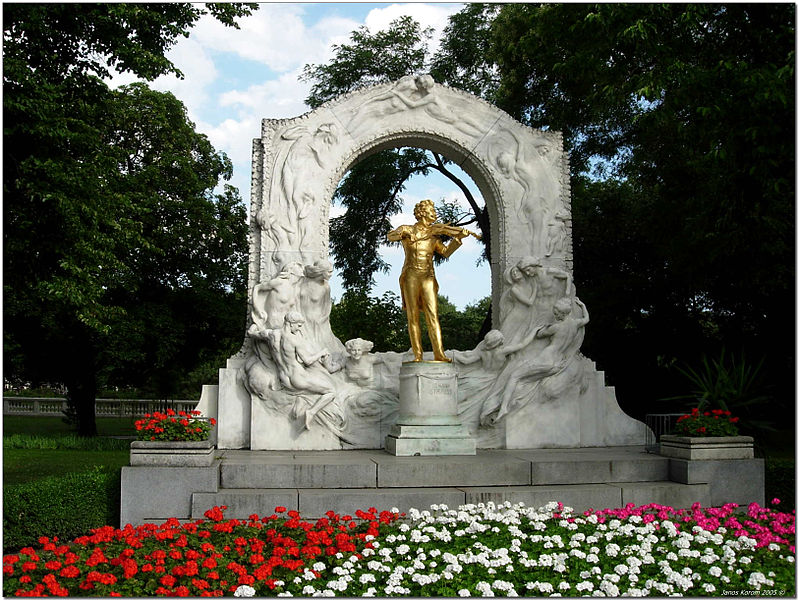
[385,361,476,456]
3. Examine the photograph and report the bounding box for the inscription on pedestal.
[398,362,458,424]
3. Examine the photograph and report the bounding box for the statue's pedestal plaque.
[385,361,476,456]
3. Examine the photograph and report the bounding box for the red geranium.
[135,410,216,442]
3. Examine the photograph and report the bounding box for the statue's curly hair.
[414,199,436,221]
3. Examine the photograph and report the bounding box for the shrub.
[3,468,120,553]
[766,458,796,513]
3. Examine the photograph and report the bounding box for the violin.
[427,222,483,241]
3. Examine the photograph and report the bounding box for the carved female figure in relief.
[349,75,485,139]
[545,211,569,257]
[493,129,559,256]
[482,297,589,425]
[271,122,338,253]
[498,262,538,345]
[299,259,345,355]
[344,338,387,387]
[517,256,572,329]
[451,328,539,373]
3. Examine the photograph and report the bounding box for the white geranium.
[475,581,495,597]
[233,585,256,598]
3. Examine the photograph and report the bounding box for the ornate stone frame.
[247,76,572,329]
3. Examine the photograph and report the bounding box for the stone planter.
[130,439,215,467]
[659,435,754,460]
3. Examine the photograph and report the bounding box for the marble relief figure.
[219,75,648,451]
[258,122,339,266]
[546,211,569,257]
[348,74,486,140]
[480,297,589,425]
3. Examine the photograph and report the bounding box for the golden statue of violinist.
[387,199,481,362]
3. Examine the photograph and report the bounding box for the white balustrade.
[3,397,197,418]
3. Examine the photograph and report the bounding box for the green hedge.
[3,468,120,553]
[765,458,796,512]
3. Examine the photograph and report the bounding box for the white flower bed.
[294,501,795,597]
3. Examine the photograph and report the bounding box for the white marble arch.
[250,75,570,314]
[208,75,648,451]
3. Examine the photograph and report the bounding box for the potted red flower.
[130,409,217,467]
[660,408,754,460]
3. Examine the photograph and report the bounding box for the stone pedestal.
[385,361,476,456]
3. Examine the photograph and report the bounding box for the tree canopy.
[4,3,255,434]
[485,3,794,413]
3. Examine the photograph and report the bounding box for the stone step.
[191,481,711,520]
[217,447,670,489]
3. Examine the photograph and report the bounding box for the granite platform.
[120,446,764,525]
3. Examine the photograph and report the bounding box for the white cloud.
[189,6,360,73]
[149,38,219,122]
[219,70,311,119]
[364,3,462,55]
[330,204,347,219]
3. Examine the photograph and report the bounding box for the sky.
[109,3,491,309]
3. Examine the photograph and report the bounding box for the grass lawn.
[3,415,137,437]
[3,416,134,486]
[3,448,130,486]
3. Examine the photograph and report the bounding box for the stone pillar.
[385,362,476,456]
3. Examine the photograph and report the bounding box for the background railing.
[644,412,687,453]
[3,397,197,418]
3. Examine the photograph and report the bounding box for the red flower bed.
[135,409,216,442]
[675,407,740,437]
[3,506,402,597]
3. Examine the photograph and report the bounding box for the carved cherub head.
[553,298,573,321]
[345,338,374,361]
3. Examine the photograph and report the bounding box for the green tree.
[436,296,491,352]
[4,4,255,435]
[484,4,794,412]
[330,291,407,353]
